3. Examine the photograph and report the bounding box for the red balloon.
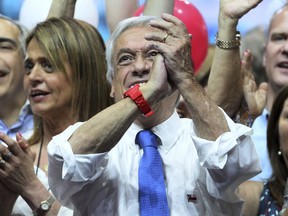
[134,0,208,74]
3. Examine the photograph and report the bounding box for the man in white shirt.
[47,1,262,215]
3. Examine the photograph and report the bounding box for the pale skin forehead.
[0,18,21,39]
[268,6,288,33]
[113,25,161,59]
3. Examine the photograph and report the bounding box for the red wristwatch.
[124,84,154,117]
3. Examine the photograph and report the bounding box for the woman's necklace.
[35,135,44,176]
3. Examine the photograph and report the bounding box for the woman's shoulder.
[258,182,282,215]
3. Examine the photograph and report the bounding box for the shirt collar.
[19,100,33,116]
[262,108,269,121]
[130,110,183,154]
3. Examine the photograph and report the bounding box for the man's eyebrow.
[115,48,133,58]
[147,44,159,50]
[117,48,132,54]
[0,37,18,47]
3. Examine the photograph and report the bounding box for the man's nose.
[132,57,150,77]
[282,39,288,57]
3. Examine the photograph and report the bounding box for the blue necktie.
[136,130,169,216]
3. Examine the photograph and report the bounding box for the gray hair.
[105,16,157,84]
[0,14,29,55]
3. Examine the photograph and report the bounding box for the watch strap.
[124,84,154,117]
[33,195,55,216]
[215,31,241,49]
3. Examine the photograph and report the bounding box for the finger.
[16,133,29,150]
[150,54,167,82]
[15,133,34,160]
[258,82,268,92]
[145,31,171,44]
[0,159,6,167]
[242,51,255,86]
[148,17,173,32]
[258,82,268,103]
[18,141,34,161]
[1,151,13,162]
[149,14,188,38]
[0,143,13,160]
[161,13,186,31]
[0,155,7,171]
[241,50,253,72]
[0,132,22,157]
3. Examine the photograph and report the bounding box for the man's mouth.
[128,82,147,89]
[277,62,288,69]
[0,71,8,78]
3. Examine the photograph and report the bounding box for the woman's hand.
[0,132,37,194]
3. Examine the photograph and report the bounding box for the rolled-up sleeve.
[47,122,108,207]
[191,109,261,201]
[192,111,254,169]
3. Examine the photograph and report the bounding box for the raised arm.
[146,13,229,140]
[105,0,138,33]
[47,0,76,18]
[207,0,263,117]
[143,0,174,16]
[69,54,170,154]
[105,0,174,33]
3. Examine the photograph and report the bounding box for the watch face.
[41,203,50,211]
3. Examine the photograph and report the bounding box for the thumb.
[16,133,36,161]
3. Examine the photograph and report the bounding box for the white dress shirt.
[250,109,271,182]
[48,110,261,216]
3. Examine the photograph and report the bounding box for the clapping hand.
[0,132,36,194]
[242,50,268,118]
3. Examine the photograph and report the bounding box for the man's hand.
[146,13,194,88]
[220,0,263,21]
[242,50,268,118]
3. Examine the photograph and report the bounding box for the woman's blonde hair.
[26,17,113,145]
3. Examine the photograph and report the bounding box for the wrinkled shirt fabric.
[48,111,261,216]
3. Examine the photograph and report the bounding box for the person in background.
[0,15,33,140]
[240,26,268,85]
[207,0,262,118]
[237,84,288,216]
[47,1,261,215]
[248,2,288,182]
[0,14,112,216]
